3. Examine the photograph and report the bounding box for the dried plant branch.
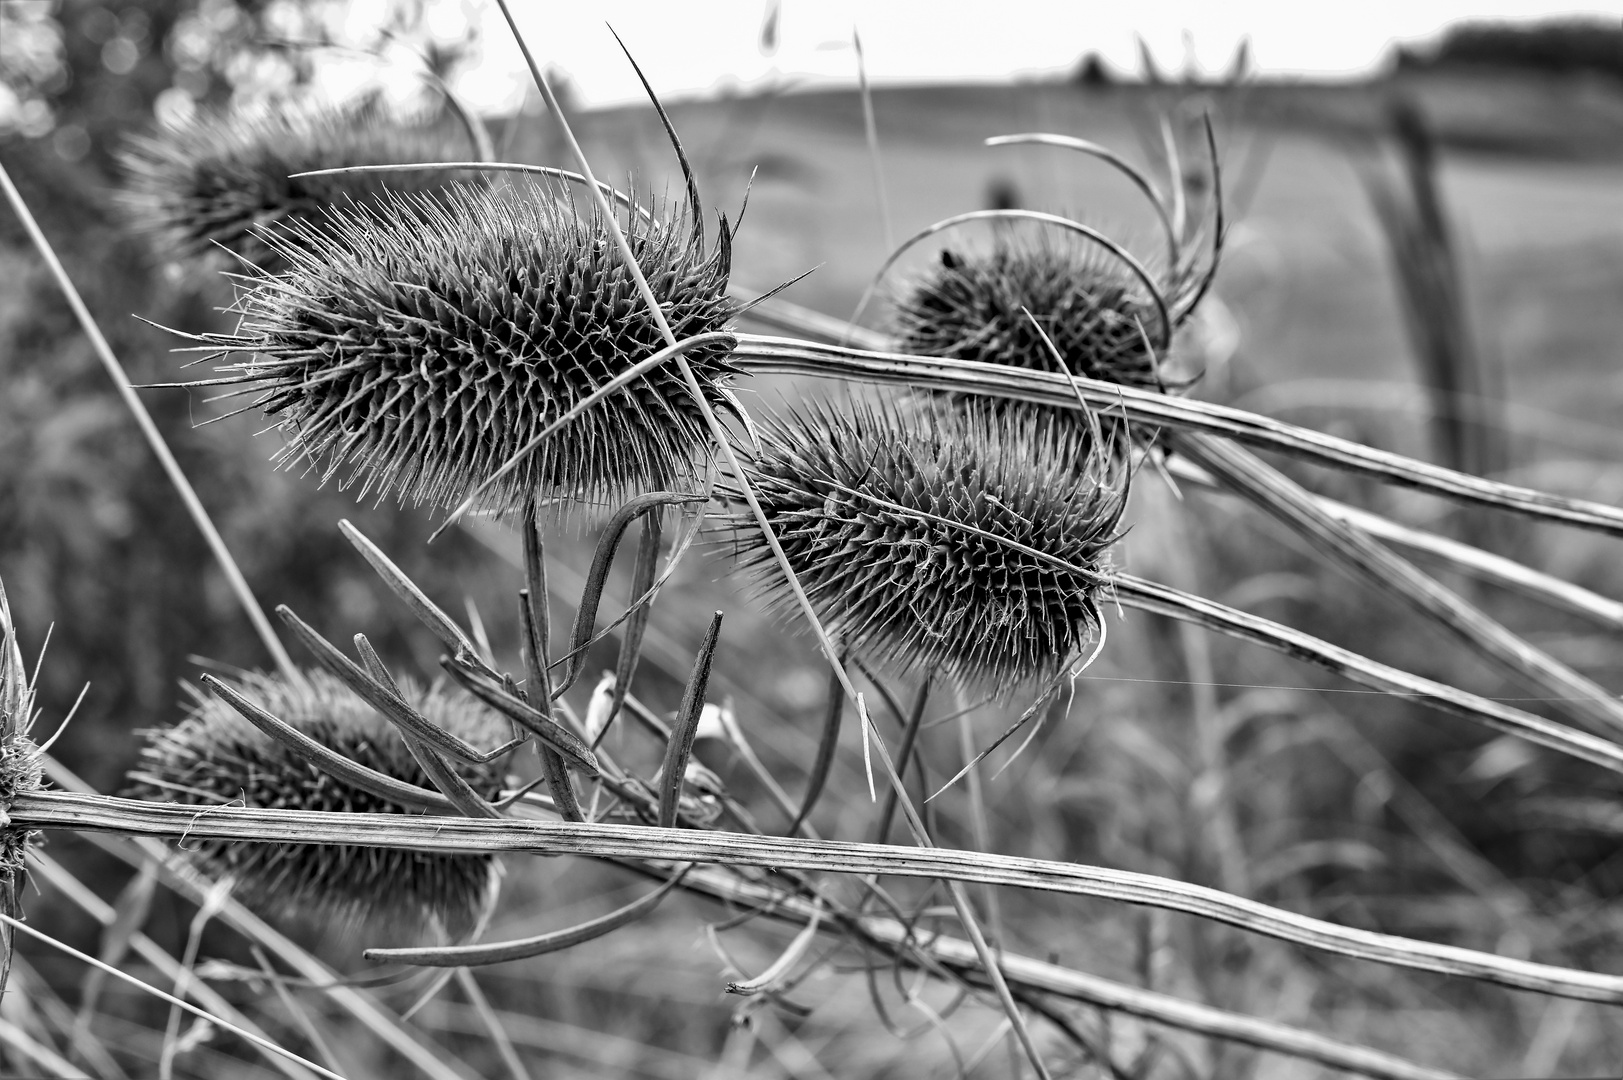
[20,790,1623,1003]
[732,335,1623,537]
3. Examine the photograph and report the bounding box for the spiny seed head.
[204,182,739,521]
[892,237,1179,394]
[119,101,474,274]
[125,669,508,935]
[0,582,43,927]
[728,398,1126,686]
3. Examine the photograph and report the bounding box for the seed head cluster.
[125,670,508,935]
[731,399,1126,686]
[893,240,1176,392]
[205,182,739,520]
[120,102,474,274]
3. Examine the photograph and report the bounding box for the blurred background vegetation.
[4,2,1623,1076]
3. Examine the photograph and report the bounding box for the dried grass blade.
[728,899,823,996]
[0,912,347,1080]
[277,608,514,765]
[555,493,704,698]
[201,674,453,812]
[338,521,484,669]
[514,506,582,821]
[733,336,1623,537]
[441,659,600,777]
[1175,432,1623,737]
[659,612,724,829]
[606,508,664,744]
[27,790,1623,1003]
[1110,575,1623,774]
[1164,456,1623,631]
[787,663,845,837]
[0,161,297,682]
[367,868,689,967]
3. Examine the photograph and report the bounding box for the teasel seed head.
[201,181,740,520]
[118,100,475,274]
[887,122,1223,401]
[892,237,1182,393]
[727,397,1127,686]
[0,581,43,959]
[125,669,508,936]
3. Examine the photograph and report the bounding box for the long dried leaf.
[732,335,1623,537]
[25,789,1623,1003]
[787,662,844,837]
[555,492,705,698]
[278,607,516,765]
[1175,432,1623,737]
[659,612,723,829]
[202,674,454,811]
[339,520,487,669]
[442,658,600,776]
[367,868,688,967]
[605,507,664,746]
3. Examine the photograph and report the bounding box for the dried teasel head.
[893,237,1183,393]
[727,397,1127,686]
[885,121,1222,399]
[118,99,477,274]
[124,669,507,936]
[0,581,42,997]
[197,180,741,521]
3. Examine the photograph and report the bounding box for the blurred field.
[6,69,1623,1077]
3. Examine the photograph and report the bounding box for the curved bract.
[728,398,1127,686]
[203,181,741,521]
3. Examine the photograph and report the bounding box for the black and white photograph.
[2,2,1622,1076]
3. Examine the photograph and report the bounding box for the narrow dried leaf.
[659,612,724,829]
[442,657,600,777]
[557,492,703,697]
[367,867,688,967]
[787,663,844,837]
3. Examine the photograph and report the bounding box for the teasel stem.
[731,334,1623,538]
[22,789,1623,1003]
[0,161,298,682]
[488,10,1049,1074]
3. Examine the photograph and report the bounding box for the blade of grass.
[852,27,894,253]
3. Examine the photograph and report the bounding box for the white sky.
[438,1,1623,109]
